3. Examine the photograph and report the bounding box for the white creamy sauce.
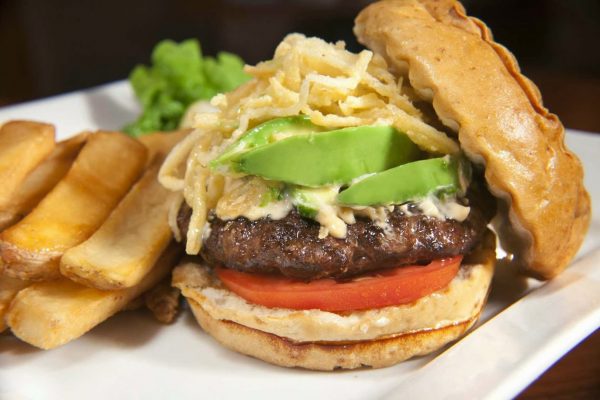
[317,204,348,239]
[354,206,394,227]
[417,196,470,222]
[215,177,292,222]
[241,198,293,221]
[201,222,212,242]
[308,187,348,239]
[321,196,469,238]
[338,207,356,225]
[214,178,470,239]
[398,203,415,216]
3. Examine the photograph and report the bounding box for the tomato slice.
[216,256,462,312]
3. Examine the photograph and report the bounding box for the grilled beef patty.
[178,198,491,281]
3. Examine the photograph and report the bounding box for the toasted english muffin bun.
[186,300,480,371]
[173,231,495,370]
[355,0,590,279]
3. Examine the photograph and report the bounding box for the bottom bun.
[188,298,480,370]
[175,231,496,370]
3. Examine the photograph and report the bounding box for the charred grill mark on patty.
[177,195,491,281]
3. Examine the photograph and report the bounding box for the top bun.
[355,0,591,279]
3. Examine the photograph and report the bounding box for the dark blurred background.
[0,0,599,131]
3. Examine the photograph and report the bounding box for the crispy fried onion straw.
[159,33,458,255]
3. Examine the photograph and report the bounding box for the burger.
[159,0,590,370]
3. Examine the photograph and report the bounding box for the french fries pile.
[0,121,188,349]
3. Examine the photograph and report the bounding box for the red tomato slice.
[216,256,462,312]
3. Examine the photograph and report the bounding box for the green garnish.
[124,39,251,137]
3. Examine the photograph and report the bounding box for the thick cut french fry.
[6,243,181,349]
[0,121,55,228]
[0,269,29,332]
[0,132,147,281]
[61,161,174,289]
[60,131,184,290]
[0,133,88,231]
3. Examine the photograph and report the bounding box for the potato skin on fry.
[0,270,29,332]
[0,132,147,281]
[0,121,56,230]
[60,131,186,290]
[0,133,88,230]
[60,161,174,290]
[6,243,181,350]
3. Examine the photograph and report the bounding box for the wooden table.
[516,71,600,398]
[518,329,600,398]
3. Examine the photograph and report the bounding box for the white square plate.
[1,82,599,400]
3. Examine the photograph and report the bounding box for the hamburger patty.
[178,199,491,281]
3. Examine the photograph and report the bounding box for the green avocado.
[337,156,466,206]
[290,186,339,219]
[236,125,421,187]
[210,115,321,170]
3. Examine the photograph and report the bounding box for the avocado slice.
[236,125,421,187]
[337,156,466,206]
[210,115,322,170]
[290,186,339,219]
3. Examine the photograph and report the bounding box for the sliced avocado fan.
[337,156,467,206]
[210,115,321,170]
[236,125,421,187]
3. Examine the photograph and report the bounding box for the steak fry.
[0,132,147,281]
[60,132,186,290]
[0,121,55,229]
[5,243,181,349]
[60,161,174,289]
[0,270,29,332]
[0,133,88,230]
